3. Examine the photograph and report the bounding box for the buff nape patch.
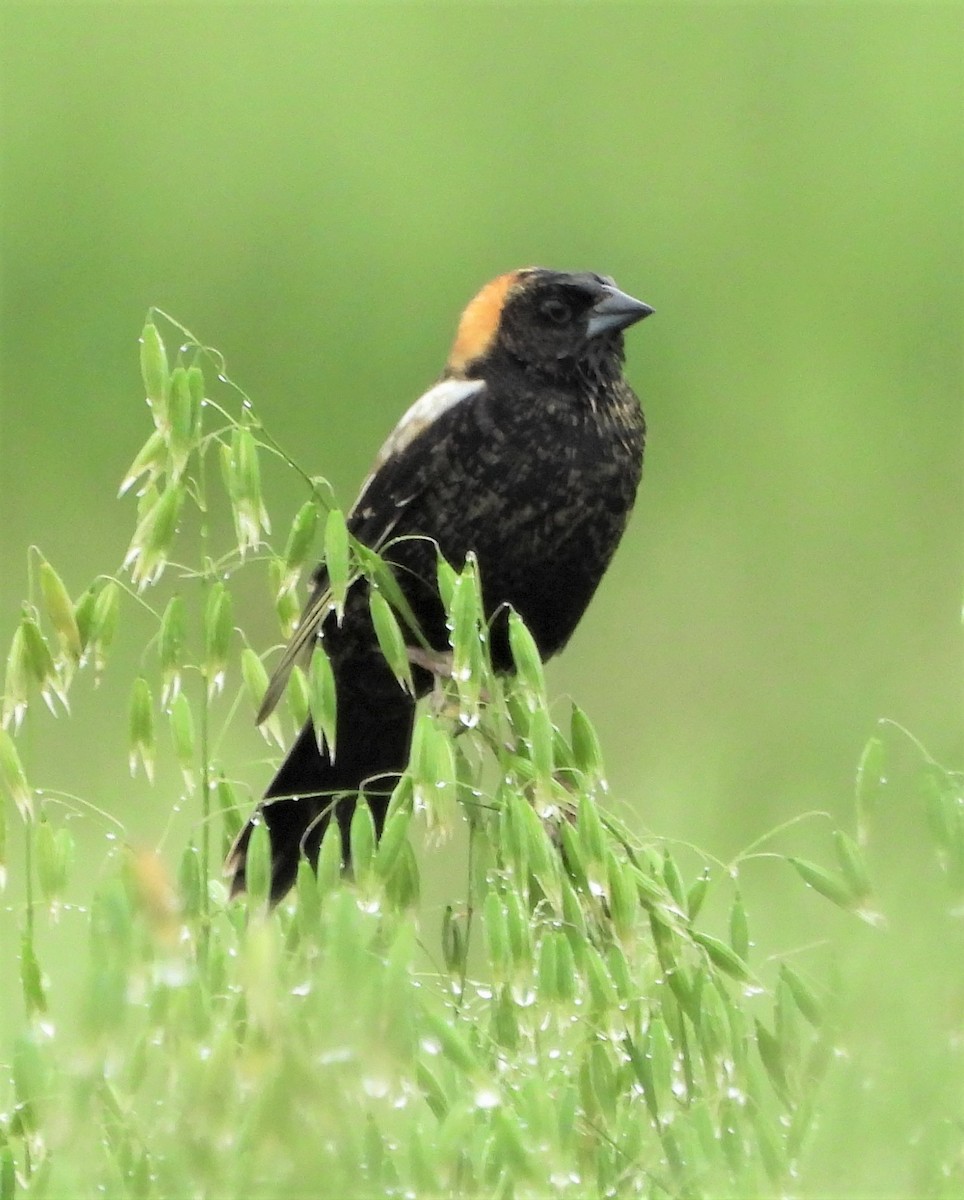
[447,271,526,373]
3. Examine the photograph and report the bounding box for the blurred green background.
[1,4,961,1194]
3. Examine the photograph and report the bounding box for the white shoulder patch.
[351,377,485,518]
[374,378,485,471]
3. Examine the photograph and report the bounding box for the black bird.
[227,268,653,900]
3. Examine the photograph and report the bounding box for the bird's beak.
[586,285,654,338]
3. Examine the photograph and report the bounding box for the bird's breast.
[395,382,644,663]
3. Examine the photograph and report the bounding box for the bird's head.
[447,267,653,382]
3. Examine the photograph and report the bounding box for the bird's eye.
[541,298,572,325]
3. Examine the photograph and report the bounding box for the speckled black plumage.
[227,268,652,901]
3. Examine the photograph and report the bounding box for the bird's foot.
[407,646,454,678]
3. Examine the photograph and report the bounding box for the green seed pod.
[491,985,519,1050]
[323,508,350,620]
[483,891,509,979]
[536,929,559,1002]
[38,559,82,663]
[215,775,243,843]
[436,555,458,612]
[449,558,483,679]
[559,819,589,892]
[20,617,60,704]
[0,726,32,820]
[19,933,46,1020]
[309,645,337,759]
[316,819,344,895]
[226,426,269,554]
[204,581,234,696]
[420,1006,477,1075]
[646,1015,673,1110]
[729,891,750,961]
[698,977,729,1061]
[241,649,279,745]
[240,648,267,710]
[370,589,414,694]
[570,703,604,782]
[526,703,554,782]
[559,872,587,940]
[410,713,456,834]
[73,583,100,653]
[661,850,687,910]
[35,819,73,905]
[577,793,606,865]
[283,500,319,581]
[833,829,873,902]
[498,784,528,880]
[780,963,824,1027]
[719,1095,745,1174]
[374,804,411,881]
[167,366,195,477]
[384,839,419,909]
[168,692,195,784]
[158,594,186,704]
[774,971,800,1066]
[356,548,426,651]
[607,851,638,942]
[503,889,531,971]
[128,676,156,782]
[503,684,531,742]
[349,799,376,881]
[492,1109,530,1179]
[119,430,167,498]
[136,480,159,524]
[585,946,618,1014]
[855,735,886,844]
[35,819,57,901]
[605,942,634,1005]
[441,905,465,976]
[789,856,855,910]
[515,792,556,899]
[385,772,413,823]
[150,484,184,554]
[692,930,749,982]
[755,1018,789,1102]
[178,843,204,919]
[186,365,205,437]
[235,426,263,513]
[296,856,321,936]
[286,663,310,728]
[454,633,484,729]
[139,322,169,422]
[624,1031,659,1123]
[275,578,301,640]
[508,611,546,699]
[219,439,239,502]
[2,624,30,730]
[242,821,271,908]
[553,930,577,1004]
[552,722,575,776]
[686,868,711,921]
[127,485,184,586]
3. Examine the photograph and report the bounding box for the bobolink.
[227,267,653,900]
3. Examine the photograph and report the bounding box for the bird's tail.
[226,685,416,902]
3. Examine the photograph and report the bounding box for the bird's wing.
[256,377,485,724]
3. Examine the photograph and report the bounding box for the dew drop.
[474,1085,500,1110]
